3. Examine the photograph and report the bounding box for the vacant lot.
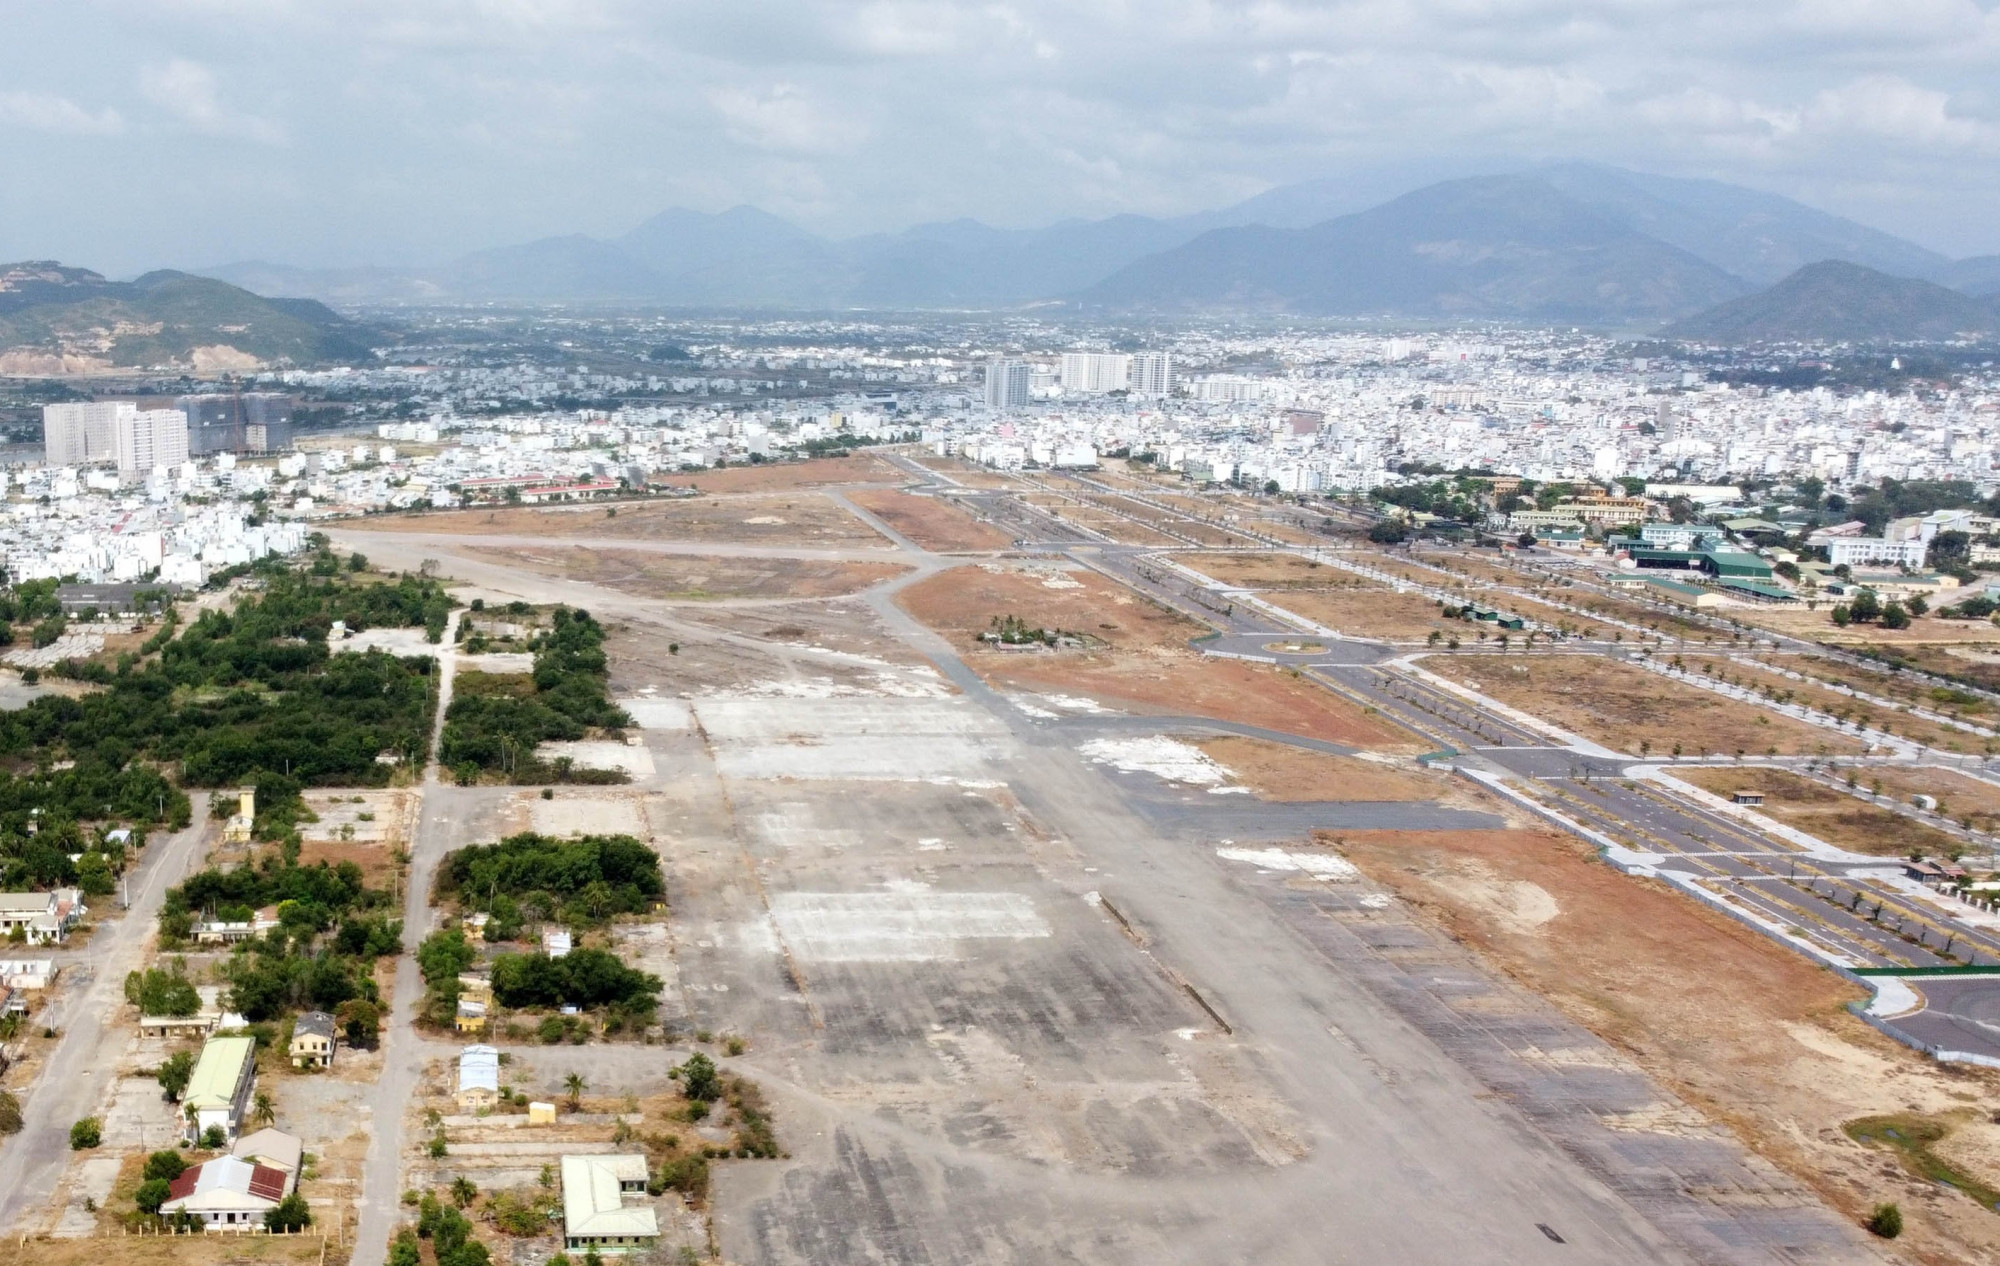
[1745,607,2000,647]
[1192,737,1448,801]
[1334,824,2000,1264]
[650,451,897,492]
[902,561,1195,651]
[467,545,910,601]
[1180,553,1376,590]
[901,563,1421,750]
[1266,588,1462,641]
[1677,766,1963,857]
[1862,766,2000,832]
[362,493,891,547]
[1426,653,1867,756]
[1713,656,1984,754]
[1854,642,2000,696]
[846,488,1015,552]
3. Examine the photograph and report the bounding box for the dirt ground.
[1746,608,2000,647]
[1861,766,2000,833]
[900,561,1196,652]
[360,493,891,548]
[465,545,910,601]
[1426,653,1869,757]
[899,562,1421,750]
[1331,824,2000,1264]
[1677,766,1967,856]
[649,452,897,492]
[1179,553,1377,590]
[1191,737,1450,801]
[1262,588,1461,641]
[1858,642,2000,695]
[845,489,1014,552]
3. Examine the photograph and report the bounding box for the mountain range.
[193,163,2000,331]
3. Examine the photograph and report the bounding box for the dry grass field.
[898,563,1422,750]
[1265,588,1462,641]
[1425,653,1868,756]
[1676,766,1965,856]
[845,489,1014,551]
[361,493,891,547]
[466,545,911,601]
[1332,823,2000,1265]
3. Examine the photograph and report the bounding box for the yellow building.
[221,788,256,845]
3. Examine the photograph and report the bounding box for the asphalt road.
[0,791,212,1232]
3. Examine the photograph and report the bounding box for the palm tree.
[564,1072,586,1111]
[252,1091,275,1129]
[450,1176,478,1209]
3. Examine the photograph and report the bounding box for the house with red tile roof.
[157,1154,293,1229]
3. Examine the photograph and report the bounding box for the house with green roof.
[183,1034,257,1144]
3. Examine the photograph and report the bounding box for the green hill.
[0,262,384,369]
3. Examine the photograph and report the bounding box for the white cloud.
[140,57,285,144]
[709,83,869,153]
[0,91,125,136]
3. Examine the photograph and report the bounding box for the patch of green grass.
[1845,1114,2000,1212]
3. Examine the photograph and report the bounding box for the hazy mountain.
[1663,261,2000,343]
[1537,163,1953,285]
[1081,175,1750,321]
[180,164,1997,317]
[0,262,383,368]
[1945,256,2000,297]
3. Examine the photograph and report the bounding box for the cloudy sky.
[4,0,1999,274]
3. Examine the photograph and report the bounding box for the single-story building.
[230,1128,304,1185]
[193,905,280,945]
[158,1155,289,1229]
[290,1011,335,1069]
[0,890,85,945]
[455,997,489,1035]
[561,1154,658,1254]
[458,1044,500,1111]
[542,929,573,958]
[0,959,55,990]
[184,1034,258,1143]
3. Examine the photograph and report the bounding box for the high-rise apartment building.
[177,395,245,456]
[982,358,1031,410]
[1128,352,1173,398]
[1059,352,1131,394]
[43,402,128,465]
[116,408,191,475]
[242,393,294,452]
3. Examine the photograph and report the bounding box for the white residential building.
[1059,352,1130,394]
[43,402,128,465]
[116,408,192,476]
[1828,536,1929,569]
[562,1154,658,1254]
[982,359,1030,410]
[1128,352,1173,398]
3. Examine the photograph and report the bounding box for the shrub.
[0,1090,22,1134]
[157,1050,195,1100]
[69,1117,101,1149]
[676,1052,720,1102]
[265,1192,312,1232]
[1867,1202,1902,1239]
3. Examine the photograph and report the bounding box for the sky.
[3,0,2000,275]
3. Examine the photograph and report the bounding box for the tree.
[565,1071,586,1111]
[1906,594,1929,616]
[144,1150,188,1182]
[417,928,476,985]
[1516,532,1536,548]
[1368,519,1408,545]
[1881,602,1911,630]
[202,1124,226,1149]
[135,1178,173,1215]
[1849,589,1882,623]
[1831,604,1853,627]
[389,1232,423,1266]
[338,997,381,1048]
[253,1091,276,1128]
[69,1117,101,1149]
[1866,1202,1902,1239]
[265,1192,312,1232]
[676,1052,720,1103]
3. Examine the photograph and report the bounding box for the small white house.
[158,1155,289,1229]
[561,1154,658,1254]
